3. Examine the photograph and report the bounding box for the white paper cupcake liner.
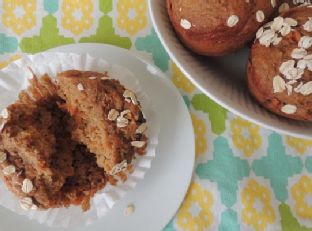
[0,52,159,228]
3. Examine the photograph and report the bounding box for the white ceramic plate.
[149,0,312,138]
[0,44,195,231]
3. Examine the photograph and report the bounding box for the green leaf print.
[79,15,132,49]
[192,94,227,135]
[20,15,74,53]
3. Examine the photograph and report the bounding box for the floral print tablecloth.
[0,1,312,231]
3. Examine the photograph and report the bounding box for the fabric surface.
[0,1,312,231]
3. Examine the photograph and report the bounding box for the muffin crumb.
[124,203,135,216]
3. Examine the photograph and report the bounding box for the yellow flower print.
[286,136,312,155]
[0,54,21,69]
[241,179,276,231]
[291,175,312,220]
[230,118,262,157]
[191,113,207,157]
[117,0,147,36]
[61,0,93,35]
[177,183,214,231]
[172,63,195,94]
[2,0,36,35]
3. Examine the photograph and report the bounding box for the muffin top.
[57,70,148,175]
[248,6,312,121]
[167,0,281,55]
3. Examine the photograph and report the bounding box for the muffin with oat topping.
[0,68,148,212]
[0,74,106,211]
[57,70,148,175]
[167,0,282,56]
[280,0,312,13]
[248,6,312,121]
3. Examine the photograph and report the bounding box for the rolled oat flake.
[3,165,16,176]
[22,179,34,194]
[0,152,7,163]
[227,15,239,27]
[20,197,34,210]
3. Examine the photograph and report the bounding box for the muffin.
[57,70,148,175]
[167,0,282,56]
[0,66,149,212]
[0,75,106,211]
[248,6,312,121]
[279,1,312,13]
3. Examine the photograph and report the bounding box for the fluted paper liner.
[0,52,159,228]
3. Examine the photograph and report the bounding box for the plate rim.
[0,43,195,231]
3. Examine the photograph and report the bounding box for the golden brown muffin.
[57,70,147,175]
[167,0,282,56]
[248,6,312,121]
[0,75,106,211]
[280,0,312,13]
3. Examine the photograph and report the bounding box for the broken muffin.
[0,69,148,211]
